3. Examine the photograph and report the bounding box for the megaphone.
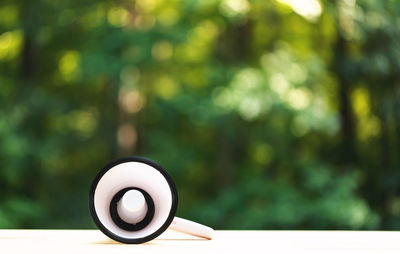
[89,156,214,244]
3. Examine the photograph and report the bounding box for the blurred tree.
[0,0,399,229]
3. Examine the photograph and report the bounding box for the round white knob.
[117,190,148,224]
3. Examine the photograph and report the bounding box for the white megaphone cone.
[89,156,214,244]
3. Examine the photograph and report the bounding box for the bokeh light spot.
[0,5,19,27]
[157,7,179,26]
[119,90,145,114]
[58,50,81,82]
[107,7,129,27]
[0,30,23,61]
[67,109,98,136]
[352,87,370,117]
[152,41,173,61]
[285,88,311,110]
[118,124,137,150]
[220,0,250,17]
[154,76,179,100]
[251,143,274,165]
[277,0,322,22]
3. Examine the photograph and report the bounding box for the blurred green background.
[1,0,400,230]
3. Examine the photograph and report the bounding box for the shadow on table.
[92,237,208,245]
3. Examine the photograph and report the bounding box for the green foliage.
[0,0,399,229]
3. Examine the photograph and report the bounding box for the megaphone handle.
[169,217,214,240]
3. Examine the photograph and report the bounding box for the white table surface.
[1,229,399,254]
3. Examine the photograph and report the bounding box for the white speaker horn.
[89,156,214,244]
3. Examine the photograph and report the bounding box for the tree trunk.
[333,35,357,164]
